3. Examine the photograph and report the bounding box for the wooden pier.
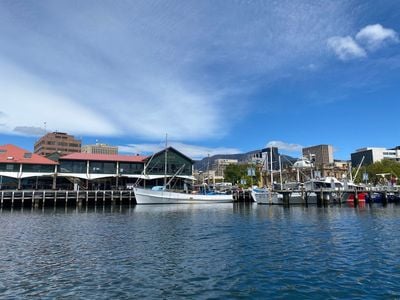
[0,189,254,208]
[0,190,135,208]
[1,189,396,208]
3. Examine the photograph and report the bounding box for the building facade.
[302,144,333,166]
[0,144,57,189]
[351,147,400,167]
[1,145,194,190]
[81,143,118,155]
[34,132,81,156]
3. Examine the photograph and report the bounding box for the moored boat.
[134,186,233,204]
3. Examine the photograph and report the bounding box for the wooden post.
[11,191,15,207]
[1,191,3,208]
[66,191,69,206]
[32,191,35,208]
[120,191,123,205]
[283,192,290,206]
[95,190,98,205]
[43,191,46,207]
[111,190,115,205]
[317,188,323,206]
[22,191,25,206]
[354,191,359,207]
[129,191,132,205]
[86,191,89,206]
[382,191,388,205]
[54,191,57,207]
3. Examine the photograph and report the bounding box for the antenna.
[43,121,47,132]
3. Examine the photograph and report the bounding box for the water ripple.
[1,204,400,298]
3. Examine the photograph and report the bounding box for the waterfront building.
[351,147,400,167]
[0,144,57,189]
[57,152,146,190]
[302,144,334,166]
[34,132,81,156]
[81,143,118,155]
[1,144,195,190]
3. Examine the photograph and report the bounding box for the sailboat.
[252,148,281,204]
[133,140,233,204]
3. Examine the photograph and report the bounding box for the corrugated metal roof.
[0,144,57,165]
[60,152,147,163]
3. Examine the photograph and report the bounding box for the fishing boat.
[133,138,233,204]
[251,187,280,204]
[134,186,233,204]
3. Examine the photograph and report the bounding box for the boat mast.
[270,148,273,190]
[164,133,168,188]
[279,155,283,190]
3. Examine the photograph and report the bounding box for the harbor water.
[1,203,400,298]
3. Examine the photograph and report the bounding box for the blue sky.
[0,0,399,160]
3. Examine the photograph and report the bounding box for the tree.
[356,159,400,185]
[224,163,260,188]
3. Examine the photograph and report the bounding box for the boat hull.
[252,189,318,205]
[134,187,234,204]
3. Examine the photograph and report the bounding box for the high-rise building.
[261,147,279,171]
[34,132,81,156]
[81,143,118,155]
[302,144,333,166]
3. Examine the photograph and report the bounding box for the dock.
[0,189,255,208]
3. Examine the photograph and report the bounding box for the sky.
[0,0,399,160]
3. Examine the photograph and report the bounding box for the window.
[22,164,55,173]
[119,162,143,174]
[89,162,116,174]
[59,160,87,173]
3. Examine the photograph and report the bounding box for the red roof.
[60,152,147,163]
[0,144,57,165]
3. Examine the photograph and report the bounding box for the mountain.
[194,151,297,171]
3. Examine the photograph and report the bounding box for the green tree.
[355,159,400,184]
[224,163,260,188]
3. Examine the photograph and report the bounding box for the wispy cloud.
[327,36,366,60]
[0,1,354,141]
[119,142,240,160]
[327,24,398,61]
[0,59,119,137]
[13,126,47,136]
[266,141,303,153]
[356,24,399,51]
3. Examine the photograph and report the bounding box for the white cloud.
[119,142,240,160]
[327,36,367,60]
[0,60,119,137]
[0,1,354,140]
[266,141,303,153]
[13,126,47,136]
[327,24,398,61]
[356,24,399,50]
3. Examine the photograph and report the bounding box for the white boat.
[252,188,317,205]
[251,188,280,204]
[134,186,233,204]
[133,140,233,204]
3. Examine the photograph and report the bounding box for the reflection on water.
[1,203,400,298]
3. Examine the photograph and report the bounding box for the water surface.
[1,204,400,299]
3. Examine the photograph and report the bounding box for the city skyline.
[0,1,399,160]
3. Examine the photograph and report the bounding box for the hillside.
[194,150,297,171]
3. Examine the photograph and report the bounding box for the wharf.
[0,189,253,208]
[273,188,400,206]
